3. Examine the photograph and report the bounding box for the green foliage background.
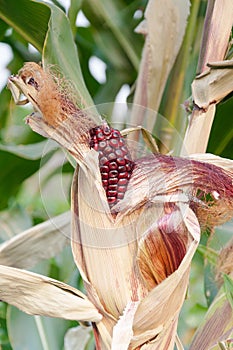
[0,0,232,349]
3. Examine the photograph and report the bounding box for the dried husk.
[70,149,233,348]
[0,264,102,323]
[8,62,101,170]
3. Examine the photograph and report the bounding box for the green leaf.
[0,0,99,117]
[197,244,219,265]
[223,274,233,310]
[0,149,52,210]
[7,307,71,350]
[68,0,83,36]
[208,96,233,159]
[83,0,140,70]
[41,1,98,113]
[0,0,50,51]
[0,203,32,241]
[0,140,58,160]
[0,18,8,39]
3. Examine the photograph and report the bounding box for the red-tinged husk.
[115,154,233,230]
[137,203,189,290]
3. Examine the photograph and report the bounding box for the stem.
[197,0,233,74]
[35,316,50,350]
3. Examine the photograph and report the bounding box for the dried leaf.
[112,301,140,350]
[189,281,233,350]
[192,62,233,109]
[197,0,233,73]
[181,41,233,154]
[0,264,102,323]
[131,0,190,130]
[180,104,216,154]
[0,212,70,269]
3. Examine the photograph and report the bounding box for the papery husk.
[0,264,102,323]
[71,152,148,349]
[129,207,200,349]
[0,212,70,269]
[70,148,206,349]
[71,149,201,349]
[115,154,233,230]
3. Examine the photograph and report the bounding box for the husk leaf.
[0,264,102,323]
[71,147,205,349]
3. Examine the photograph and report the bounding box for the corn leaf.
[0,140,57,160]
[131,0,190,131]
[223,275,233,311]
[197,0,233,73]
[189,283,233,350]
[0,0,49,51]
[8,307,70,350]
[0,0,97,112]
[0,264,102,322]
[0,212,70,269]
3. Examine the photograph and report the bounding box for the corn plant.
[0,0,233,349]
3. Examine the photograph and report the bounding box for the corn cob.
[89,122,134,207]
